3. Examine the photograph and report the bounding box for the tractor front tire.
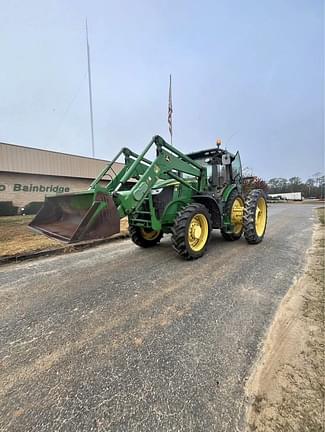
[171,203,212,260]
[129,226,163,248]
[244,189,268,244]
[221,190,245,241]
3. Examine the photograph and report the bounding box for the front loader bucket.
[29,191,120,243]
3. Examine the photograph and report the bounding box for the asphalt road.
[0,204,315,432]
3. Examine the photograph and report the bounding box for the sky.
[0,0,324,180]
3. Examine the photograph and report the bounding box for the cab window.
[183,158,212,178]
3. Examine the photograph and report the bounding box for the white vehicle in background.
[268,192,303,201]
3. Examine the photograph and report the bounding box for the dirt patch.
[0,216,60,256]
[245,207,325,431]
[0,216,129,257]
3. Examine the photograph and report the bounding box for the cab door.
[231,152,242,192]
[231,152,242,181]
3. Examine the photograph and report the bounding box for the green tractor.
[29,135,267,259]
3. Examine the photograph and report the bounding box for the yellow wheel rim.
[255,197,267,237]
[140,229,160,241]
[231,197,244,235]
[188,213,209,252]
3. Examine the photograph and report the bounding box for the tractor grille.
[152,187,173,218]
[129,187,174,226]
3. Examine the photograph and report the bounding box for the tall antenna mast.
[86,19,95,157]
[168,74,173,145]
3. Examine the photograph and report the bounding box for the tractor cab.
[187,144,242,192]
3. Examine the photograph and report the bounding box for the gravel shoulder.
[245,207,325,431]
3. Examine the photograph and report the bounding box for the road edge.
[0,232,130,265]
[244,207,324,431]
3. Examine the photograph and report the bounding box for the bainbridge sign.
[0,183,70,193]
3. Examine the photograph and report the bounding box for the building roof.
[0,142,124,179]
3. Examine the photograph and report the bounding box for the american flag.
[168,74,173,143]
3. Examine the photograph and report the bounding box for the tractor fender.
[192,195,222,229]
[160,198,189,222]
[222,184,238,202]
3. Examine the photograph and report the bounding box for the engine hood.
[152,178,180,189]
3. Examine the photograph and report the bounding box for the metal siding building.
[0,142,124,210]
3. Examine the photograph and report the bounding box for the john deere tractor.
[29,135,267,259]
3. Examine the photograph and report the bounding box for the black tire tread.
[243,189,267,244]
[129,226,163,248]
[221,190,244,241]
[171,203,212,260]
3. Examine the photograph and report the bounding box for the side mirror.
[222,154,231,165]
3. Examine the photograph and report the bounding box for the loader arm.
[111,136,206,218]
[29,135,206,243]
[90,147,153,192]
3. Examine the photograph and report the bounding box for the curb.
[0,232,130,265]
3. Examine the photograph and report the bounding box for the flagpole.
[86,19,95,158]
[168,74,173,145]
[170,74,172,145]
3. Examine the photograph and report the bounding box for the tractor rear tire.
[171,203,212,260]
[221,190,245,241]
[129,226,163,248]
[244,189,268,244]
